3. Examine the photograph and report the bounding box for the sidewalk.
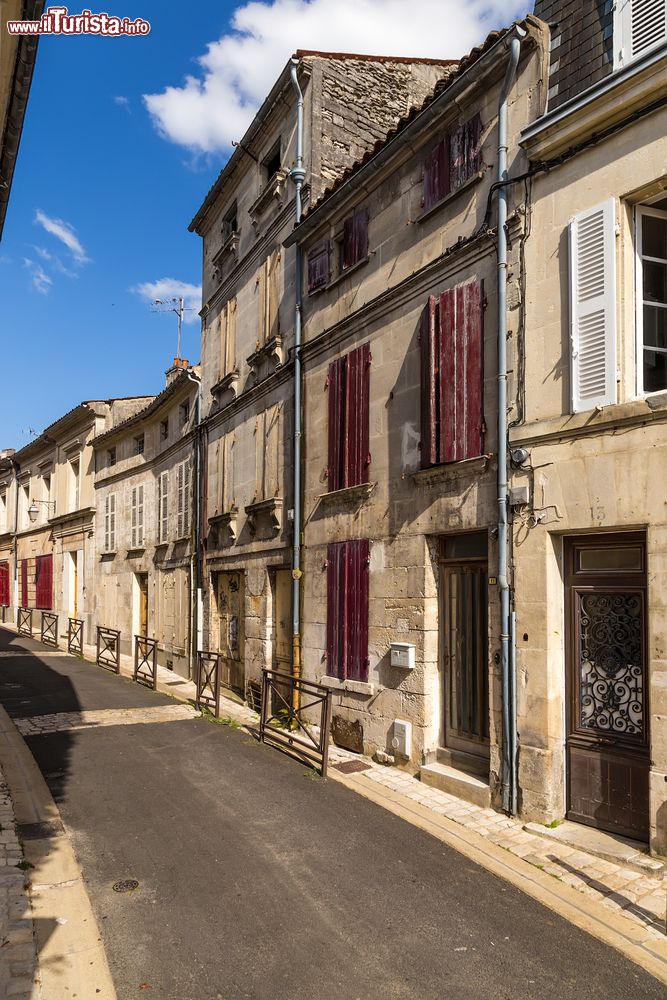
[2,620,666,986]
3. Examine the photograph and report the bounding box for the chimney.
[165,357,190,386]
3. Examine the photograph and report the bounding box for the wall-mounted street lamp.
[28,499,56,523]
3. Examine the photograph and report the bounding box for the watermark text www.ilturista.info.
[6,6,150,35]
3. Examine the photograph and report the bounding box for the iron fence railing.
[96,626,121,673]
[260,669,332,777]
[195,651,221,717]
[134,635,158,690]
[17,608,32,638]
[67,618,84,657]
[40,611,58,648]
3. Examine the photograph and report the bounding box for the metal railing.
[17,608,32,638]
[40,612,58,648]
[68,618,84,657]
[195,651,221,717]
[134,635,158,690]
[96,626,121,673]
[259,669,332,777]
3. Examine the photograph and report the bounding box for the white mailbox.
[390,641,415,670]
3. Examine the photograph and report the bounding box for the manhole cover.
[112,879,139,893]
[332,760,372,774]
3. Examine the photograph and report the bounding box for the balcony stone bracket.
[208,508,238,546]
[244,497,283,536]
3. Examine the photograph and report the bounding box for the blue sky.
[1,0,524,450]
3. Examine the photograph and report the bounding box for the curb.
[0,702,117,999]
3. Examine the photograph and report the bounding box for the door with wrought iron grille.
[440,535,489,760]
[565,534,649,841]
[217,571,245,693]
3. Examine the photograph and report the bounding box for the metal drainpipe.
[497,25,525,815]
[289,57,306,708]
[11,460,20,620]
[185,371,203,676]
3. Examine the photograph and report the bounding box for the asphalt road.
[0,627,663,1000]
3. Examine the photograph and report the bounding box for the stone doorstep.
[524,821,665,879]
[419,761,491,809]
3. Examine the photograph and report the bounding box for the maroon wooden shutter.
[21,559,28,608]
[423,137,450,211]
[345,539,369,682]
[450,113,482,191]
[35,555,53,610]
[307,241,330,293]
[326,542,346,679]
[327,358,343,492]
[344,343,370,487]
[0,562,9,606]
[439,279,484,462]
[353,208,369,264]
[342,215,355,271]
[420,297,439,467]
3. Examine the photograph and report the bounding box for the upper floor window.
[422,113,482,213]
[157,471,169,543]
[69,458,80,511]
[107,447,116,467]
[419,278,484,465]
[131,484,144,548]
[263,141,281,184]
[179,400,190,426]
[307,241,330,293]
[176,460,191,539]
[222,202,238,243]
[104,493,116,552]
[19,481,29,529]
[0,490,7,533]
[339,208,369,273]
[160,418,169,441]
[134,434,145,456]
[614,0,667,70]
[636,204,667,393]
[327,344,371,492]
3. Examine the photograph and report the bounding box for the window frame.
[131,484,145,548]
[614,0,667,70]
[635,203,667,396]
[134,433,145,456]
[104,492,116,552]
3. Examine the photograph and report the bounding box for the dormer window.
[614,0,667,69]
[263,142,282,184]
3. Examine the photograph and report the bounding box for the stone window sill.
[318,675,374,697]
[326,254,369,291]
[412,453,492,486]
[126,547,146,557]
[211,369,240,399]
[318,482,375,505]
[416,171,483,224]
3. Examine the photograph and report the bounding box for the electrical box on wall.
[390,641,415,669]
[392,719,412,759]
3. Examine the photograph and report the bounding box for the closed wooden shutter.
[268,250,280,342]
[327,358,344,492]
[569,200,616,412]
[328,344,371,491]
[104,495,110,551]
[21,559,28,608]
[131,487,138,548]
[326,539,370,681]
[177,462,185,538]
[183,462,191,537]
[419,296,439,467]
[450,113,482,191]
[159,471,169,542]
[109,494,116,550]
[617,0,667,65]
[440,278,484,462]
[423,137,450,211]
[35,555,52,610]
[308,241,330,293]
[131,484,144,547]
[0,562,10,606]
[342,208,369,271]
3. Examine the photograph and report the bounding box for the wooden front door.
[440,534,489,761]
[565,534,649,841]
[138,574,149,637]
[271,569,292,715]
[217,572,245,693]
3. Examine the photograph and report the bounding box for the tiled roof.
[92,368,200,446]
[299,27,511,223]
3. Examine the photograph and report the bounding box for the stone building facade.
[92,363,200,678]
[190,51,455,700]
[0,397,151,641]
[286,21,548,809]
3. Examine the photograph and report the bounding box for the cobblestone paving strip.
[14,704,200,737]
[0,767,41,1000]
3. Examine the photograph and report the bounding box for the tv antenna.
[153,297,185,360]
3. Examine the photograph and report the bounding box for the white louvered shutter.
[177,462,185,538]
[131,487,138,548]
[616,0,667,67]
[159,472,168,542]
[183,462,191,538]
[104,495,110,551]
[109,494,116,550]
[569,200,617,413]
[137,485,144,546]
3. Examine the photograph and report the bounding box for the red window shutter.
[439,279,484,462]
[342,214,355,270]
[0,562,9,606]
[327,358,343,492]
[35,555,53,610]
[21,559,28,608]
[344,343,371,487]
[423,137,450,212]
[353,208,369,264]
[307,241,330,293]
[326,542,346,679]
[420,296,439,467]
[450,114,482,191]
[345,539,369,682]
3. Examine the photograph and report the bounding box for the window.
[636,205,667,393]
[134,434,145,456]
[35,554,53,610]
[219,297,237,379]
[340,207,369,272]
[255,406,281,500]
[222,202,238,242]
[0,491,6,533]
[326,539,370,681]
[69,459,80,511]
[614,0,667,69]
[104,493,116,551]
[160,419,169,441]
[179,401,190,426]
[568,200,617,412]
[176,461,191,538]
[307,241,330,293]
[19,481,29,529]
[131,485,144,548]
[263,141,281,183]
[420,278,484,465]
[423,113,482,213]
[107,447,116,467]
[157,471,169,543]
[256,251,280,348]
[327,343,371,491]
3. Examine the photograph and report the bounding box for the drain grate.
[112,879,139,893]
[332,760,372,774]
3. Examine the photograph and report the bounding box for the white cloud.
[34,209,89,264]
[132,278,202,324]
[22,257,53,294]
[143,0,524,154]
[114,95,131,112]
